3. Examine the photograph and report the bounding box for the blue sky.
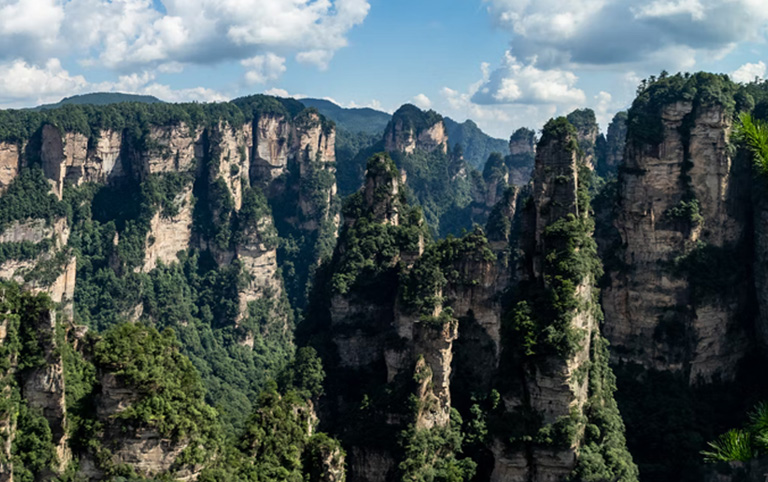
[0,0,766,138]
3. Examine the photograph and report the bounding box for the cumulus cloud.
[483,0,768,68]
[0,58,227,108]
[412,94,432,109]
[472,52,586,105]
[0,59,87,105]
[242,53,287,84]
[731,61,767,84]
[0,0,370,76]
[0,0,64,61]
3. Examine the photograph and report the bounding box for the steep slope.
[600,73,768,482]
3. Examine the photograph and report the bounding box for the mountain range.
[0,73,767,482]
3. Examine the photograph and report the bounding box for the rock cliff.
[507,127,536,186]
[384,105,448,155]
[0,95,340,480]
[489,117,636,482]
[603,98,751,382]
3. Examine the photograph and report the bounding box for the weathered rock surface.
[0,142,20,193]
[603,102,750,382]
[384,108,448,155]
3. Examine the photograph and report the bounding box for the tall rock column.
[492,118,637,482]
[603,93,750,382]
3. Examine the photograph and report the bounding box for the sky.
[0,0,766,138]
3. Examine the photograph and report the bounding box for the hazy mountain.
[33,92,164,111]
[299,97,391,135]
[443,117,509,169]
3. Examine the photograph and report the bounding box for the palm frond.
[735,113,768,176]
[701,429,755,463]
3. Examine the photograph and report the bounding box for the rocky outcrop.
[0,218,75,314]
[293,111,337,232]
[489,117,636,482]
[384,105,448,155]
[212,122,253,210]
[251,114,292,184]
[141,185,194,273]
[21,309,70,472]
[142,124,204,177]
[40,126,128,197]
[507,128,536,186]
[566,108,600,170]
[603,101,750,382]
[599,111,628,176]
[79,372,200,481]
[0,142,20,193]
[492,121,590,480]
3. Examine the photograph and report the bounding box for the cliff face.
[320,154,477,481]
[0,96,340,480]
[317,130,635,481]
[489,119,636,482]
[0,143,20,193]
[384,109,448,155]
[507,127,536,186]
[603,100,750,382]
[566,109,601,169]
[599,111,628,176]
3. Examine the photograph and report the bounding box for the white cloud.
[633,0,706,21]
[296,50,335,70]
[242,53,287,84]
[412,94,432,109]
[731,61,767,84]
[140,83,227,103]
[0,58,227,108]
[483,0,768,69]
[0,59,87,105]
[0,0,64,60]
[263,87,292,98]
[0,0,370,82]
[472,52,586,105]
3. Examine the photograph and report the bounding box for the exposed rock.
[313,444,346,482]
[213,122,253,210]
[347,448,395,482]
[20,307,70,473]
[251,114,292,185]
[566,108,600,169]
[599,111,628,176]
[603,102,750,382]
[81,372,201,481]
[489,118,632,481]
[0,142,20,193]
[141,123,204,176]
[363,154,401,226]
[384,105,448,155]
[507,128,536,186]
[141,185,194,273]
[40,126,128,196]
